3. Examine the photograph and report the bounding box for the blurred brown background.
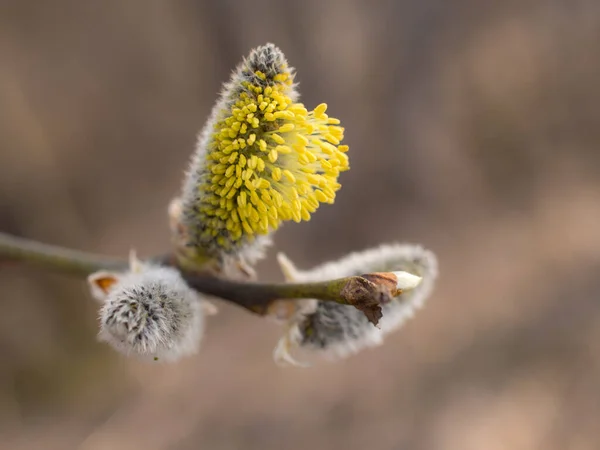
[1,0,600,449]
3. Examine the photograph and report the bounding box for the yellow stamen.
[189,45,350,252]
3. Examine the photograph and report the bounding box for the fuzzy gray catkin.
[89,259,206,362]
[274,243,438,365]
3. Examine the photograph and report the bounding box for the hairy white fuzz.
[88,254,208,362]
[273,243,438,366]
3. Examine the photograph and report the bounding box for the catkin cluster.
[85,43,438,366]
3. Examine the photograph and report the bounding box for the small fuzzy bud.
[88,252,209,362]
[272,244,438,366]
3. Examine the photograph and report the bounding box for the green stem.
[0,232,126,276]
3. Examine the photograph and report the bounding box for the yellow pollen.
[195,60,349,251]
[278,123,295,133]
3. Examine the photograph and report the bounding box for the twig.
[0,232,408,323]
[181,273,385,319]
[0,232,127,275]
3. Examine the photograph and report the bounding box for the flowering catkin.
[178,43,349,274]
[273,244,438,365]
[88,256,207,362]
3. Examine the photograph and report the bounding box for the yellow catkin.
[194,44,349,252]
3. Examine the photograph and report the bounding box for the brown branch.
[181,272,393,322]
[0,232,415,324]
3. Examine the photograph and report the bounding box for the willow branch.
[0,232,127,275]
[0,232,413,323]
[181,273,390,320]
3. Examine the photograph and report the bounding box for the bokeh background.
[1,1,600,449]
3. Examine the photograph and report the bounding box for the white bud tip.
[392,271,422,291]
